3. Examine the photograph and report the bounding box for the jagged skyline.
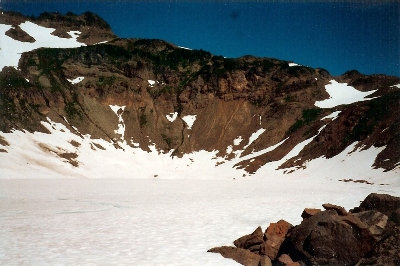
[1,1,399,76]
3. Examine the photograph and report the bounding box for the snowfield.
[315,80,376,108]
[1,177,398,266]
[0,21,85,70]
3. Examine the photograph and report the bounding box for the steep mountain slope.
[0,11,399,182]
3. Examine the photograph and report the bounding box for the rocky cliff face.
[0,11,399,179]
[0,11,116,45]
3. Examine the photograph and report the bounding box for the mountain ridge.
[0,11,399,180]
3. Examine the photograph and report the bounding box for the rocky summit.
[0,11,399,180]
[208,193,400,266]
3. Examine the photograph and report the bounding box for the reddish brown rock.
[301,208,321,219]
[322,203,348,216]
[263,220,293,260]
[207,246,260,266]
[233,226,263,250]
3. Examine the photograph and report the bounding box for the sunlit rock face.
[0,11,399,182]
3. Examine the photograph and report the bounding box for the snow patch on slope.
[226,145,233,154]
[239,137,289,162]
[182,115,197,129]
[166,112,178,122]
[0,21,85,70]
[243,128,265,149]
[233,136,243,146]
[315,80,377,108]
[147,80,156,87]
[109,105,126,141]
[0,118,245,179]
[67,76,84,84]
[178,45,192,50]
[392,84,400,88]
[321,111,341,121]
[0,118,398,184]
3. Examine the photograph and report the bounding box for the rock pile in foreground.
[208,193,400,266]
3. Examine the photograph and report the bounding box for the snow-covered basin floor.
[0,178,397,265]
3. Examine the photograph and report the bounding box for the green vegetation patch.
[64,101,81,119]
[97,75,117,88]
[161,133,173,148]
[351,91,399,140]
[139,112,148,128]
[0,70,30,89]
[289,108,322,133]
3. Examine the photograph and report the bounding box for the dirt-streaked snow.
[0,21,85,70]
[109,105,126,140]
[315,80,377,108]
[1,118,398,184]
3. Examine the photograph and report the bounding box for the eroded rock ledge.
[208,193,400,266]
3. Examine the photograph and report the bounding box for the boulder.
[357,225,400,265]
[259,255,272,266]
[248,244,262,253]
[286,210,374,265]
[391,208,400,225]
[277,254,301,266]
[233,226,264,250]
[356,193,400,217]
[301,208,321,219]
[353,210,388,240]
[336,213,368,229]
[207,246,260,266]
[278,254,293,264]
[262,220,293,260]
[322,203,348,216]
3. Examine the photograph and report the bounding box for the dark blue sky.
[2,1,399,76]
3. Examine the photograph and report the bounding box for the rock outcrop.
[262,220,292,260]
[208,193,400,266]
[1,11,399,176]
[0,11,116,45]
